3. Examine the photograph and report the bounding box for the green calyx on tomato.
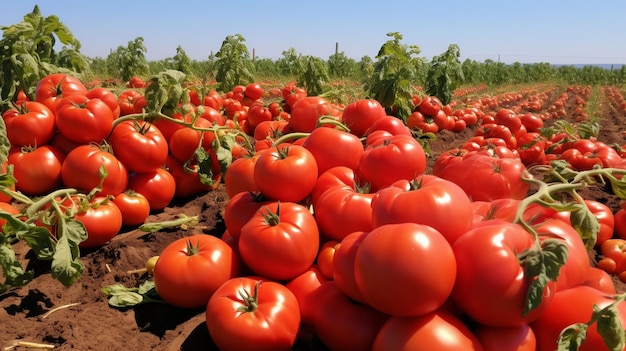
[236,280,262,313]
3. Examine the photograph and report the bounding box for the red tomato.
[581,266,616,294]
[244,82,264,100]
[332,231,369,303]
[364,115,413,137]
[301,127,364,175]
[112,191,150,226]
[371,175,473,244]
[8,145,65,196]
[3,101,56,147]
[310,166,364,207]
[314,183,374,241]
[167,117,214,163]
[108,120,169,172]
[434,153,529,201]
[224,154,260,198]
[307,281,389,351]
[238,201,319,281]
[246,103,273,131]
[164,155,216,199]
[86,87,121,119]
[285,265,329,324]
[117,90,143,116]
[153,234,240,309]
[493,108,522,134]
[474,323,536,351]
[127,168,176,211]
[35,73,87,111]
[452,220,555,326]
[126,76,145,88]
[288,96,341,133]
[61,144,128,196]
[341,99,387,137]
[372,311,483,351]
[0,202,20,229]
[354,223,456,317]
[281,84,307,112]
[75,197,123,249]
[530,285,626,351]
[222,191,269,240]
[615,208,626,240]
[253,145,318,202]
[206,277,300,351]
[358,133,427,192]
[55,94,115,144]
[316,240,339,280]
[417,96,443,117]
[252,119,290,141]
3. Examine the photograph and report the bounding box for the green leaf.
[50,217,85,287]
[17,225,56,260]
[102,280,160,308]
[195,147,217,187]
[0,243,34,293]
[521,239,568,316]
[557,323,588,351]
[569,204,600,249]
[595,304,626,351]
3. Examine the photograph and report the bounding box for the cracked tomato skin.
[206,277,300,351]
[153,234,240,309]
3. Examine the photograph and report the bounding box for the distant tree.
[214,34,255,92]
[328,51,356,78]
[296,55,330,96]
[276,48,301,76]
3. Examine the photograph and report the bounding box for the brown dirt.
[2,84,626,350]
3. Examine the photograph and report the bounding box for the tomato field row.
[2,68,626,351]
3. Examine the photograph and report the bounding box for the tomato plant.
[153,234,240,309]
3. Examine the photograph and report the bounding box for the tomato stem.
[236,280,262,313]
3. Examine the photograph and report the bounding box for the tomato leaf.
[522,238,568,316]
[102,280,161,308]
[569,204,600,249]
[556,323,587,351]
[595,304,626,351]
[194,147,217,187]
[213,134,234,176]
[0,243,34,294]
[51,217,86,287]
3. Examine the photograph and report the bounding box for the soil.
[2,84,626,350]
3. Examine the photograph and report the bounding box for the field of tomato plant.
[2,73,626,351]
[5,6,626,351]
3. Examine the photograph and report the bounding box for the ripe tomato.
[55,94,115,144]
[35,73,87,111]
[493,108,522,134]
[358,133,427,192]
[434,152,529,201]
[206,277,300,351]
[108,120,169,173]
[301,127,364,176]
[581,267,616,294]
[153,234,240,309]
[371,175,473,244]
[314,182,374,241]
[364,115,413,137]
[61,144,128,196]
[246,103,273,131]
[474,323,536,351]
[224,154,260,198]
[316,240,339,280]
[253,145,318,202]
[86,87,121,119]
[238,201,319,281]
[112,191,150,226]
[530,285,626,351]
[373,311,483,351]
[164,155,216,199]
[244,82,264,100]
[8,145,65,196]
[615,208,626,240]
[284,265,329,324]
[341,99,387,137]
[332,231,369,303]
[354,223,456,317]
[75,197,123,249]
[452,220,555,326]
[307,281,389,351]
[288,96,341,133]
[417,96,443,117]
[117,90,143,116]
[3,101,56,147]
[126,76,145,88]
[127,168,176,211]
[222,191,269,240]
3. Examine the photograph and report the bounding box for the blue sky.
[4,1,626,65]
